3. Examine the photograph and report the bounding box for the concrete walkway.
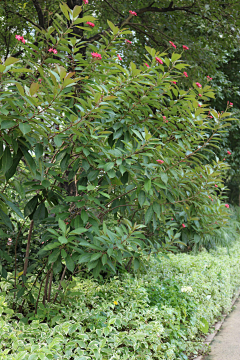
[204,297,240,360]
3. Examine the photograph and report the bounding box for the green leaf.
[20,147,36,175]
[4,57,19,66]
[81,210,88,223]
[1,120,15,129]
[0,208,12,230]
[73,5,82,19]
[69,227,88,235]
[24,196,38,218]
[144,179,151,193]
[161,173,168,184]
[145,205,153,224]
[77,253,91,263]
[102,253,108,265]
[2,146,13,174]
[5,199,24,219]
[17,287,25,299]
[60,2,70,20]
[90,252,102,262]
[153,202,161,218]
[19,123,31,135]
[5,148,22,181]
[65,254,75,272]
[58,236,68,244]
[48,249,60,264]
[199,317,209,334]
[35,143,43,159]
[138,190,145,207]
[107,20,119,35]
[59,218,66,234]
[54,135,63,147]
[33,203,47,221]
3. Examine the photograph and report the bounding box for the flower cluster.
[196,82,202,88]
[91,52,102,60]
[181,286,193,293]
[155,57,163,64]
[15,34,26,44]
[169,41,176,49]
[83,0,88,3]
[183,71,188,77]
[156,159,164,164]
[183,45,189,50]
[207,75,212,80]
[48,48,58,54]
[129,10,137,16]
[86,21,95,28]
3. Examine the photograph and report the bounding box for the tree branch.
[31,0,45,29]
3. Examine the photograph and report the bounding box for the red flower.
[15,34,26,44]
[230,102,233,106]
[156,159,164,164]
[223,158,225,160]
[209,115,213,118]
[129,10,137,16]
[117,54,122,61]
[198,104,201,107]
[172,81,177,84]
[183,71,188,77]
[199,94,202,97]
[225,204,229,208]
[52,49,58,54]
[145,63,150,68]
[215,184,218,187]
[86,21,95,28]
[125,39,132,44]
[169,41,176,49]
[83,0,88,3]
[155,57,163,64]
[182,224,186,228]
[91,52,102,59]
[183,45,189,50]
[171,218,174,220]
[48,48,54,52]
[196,82,202,88]
[227,150,231,155]
[207,76,212,80]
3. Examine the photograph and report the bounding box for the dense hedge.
[1,241,240,360]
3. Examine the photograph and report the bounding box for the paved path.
[204,297,240,360]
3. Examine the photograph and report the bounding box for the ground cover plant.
[1,239,240,359]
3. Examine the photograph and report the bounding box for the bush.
[1,241,240,359]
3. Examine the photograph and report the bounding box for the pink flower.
[183,45,189,50]
[198,104,201,107]
[199,94,202,97]
[15,34,22,41]
[171,218,174,220]
[145,63,150,68]
[223,158,225,160]
[215,184,218,187]
[155,57,163,64]
[225,204,229,208]
[183,71,188,77]
[227,151,231,155]
[163,116,168,123]
[156,159,164,164]
[172,81,177,84]
[209,115,213,118]
[169,41,176,49]
[208,196,211,199]
[182,224,186,228]
[129,10,137,16]
[87,21,95,28]
[125,39,132,44]
[48,48,54,52]
[38,78,42,83]
[83,0,88,3]
[207,76,212,80]
[230,102,233,106]
[211,199,213,201]
[15,34,26,44]
[196,82,202,88]
[117,54,122,61]
[91,52,102,60]
[52,49,58,54]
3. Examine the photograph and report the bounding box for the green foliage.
[0,3,237,313]
[1,241,240,359]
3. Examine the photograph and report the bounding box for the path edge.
[193,287,240,360]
